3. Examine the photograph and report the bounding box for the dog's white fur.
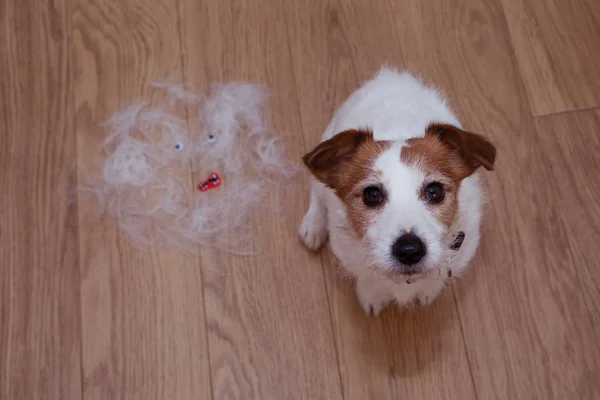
[299,67,486,316]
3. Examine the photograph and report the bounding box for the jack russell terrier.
[299,67,496,316]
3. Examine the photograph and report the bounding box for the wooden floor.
[2,0,600,399]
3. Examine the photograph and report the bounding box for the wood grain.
[501,0,600,115]
[0,0,81,399]
[3,0,600,398]
[177,0,343,399]
[72,0,211,398]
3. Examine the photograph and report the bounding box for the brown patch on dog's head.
[401,123,496,227]
[426,123,496,174]
[303,129,390,235]
[303,129,389,196]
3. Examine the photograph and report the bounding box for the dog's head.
[303,123,496,276]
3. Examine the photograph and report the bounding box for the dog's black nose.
[392,234,426,265]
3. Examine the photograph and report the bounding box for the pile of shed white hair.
[76,81,296,255]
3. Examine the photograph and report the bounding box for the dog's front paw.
[356,278,393,317]
[414,293,435,307]
[414,282,445,307]
[299,210,328,251]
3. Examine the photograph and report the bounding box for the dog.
[299,67,496,316]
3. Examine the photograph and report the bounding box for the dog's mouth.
[373,260,444,284]
[403,267,446,284]
[401,266,423,275]
[375,263,424,279]
[404,269,435,284]
[389,256,430,276]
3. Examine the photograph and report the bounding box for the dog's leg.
[299,179,328,250]
[355,275,393,317]
[414,278,446,306]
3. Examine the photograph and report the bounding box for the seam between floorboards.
[532,105,600,119]
[64,0,85,395]
[451,285,479,400]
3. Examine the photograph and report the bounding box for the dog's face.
[303,123,496,276]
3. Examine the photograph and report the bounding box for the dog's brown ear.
[303,129,372,188]
[426,123,496,174]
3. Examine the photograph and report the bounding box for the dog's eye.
[363,186,384,207]
[424,182,445,203]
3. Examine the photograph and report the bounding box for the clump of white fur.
[76,81,296,254]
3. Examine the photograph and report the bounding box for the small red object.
[198,172,221,192]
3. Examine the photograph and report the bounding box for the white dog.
[299,67,496,316]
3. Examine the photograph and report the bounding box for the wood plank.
[501,0,600,115]
[72,0,212,398]
[0,0,81,399]
[284,1,480,399]
[533,109,600,339]
[177,0,344,398]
